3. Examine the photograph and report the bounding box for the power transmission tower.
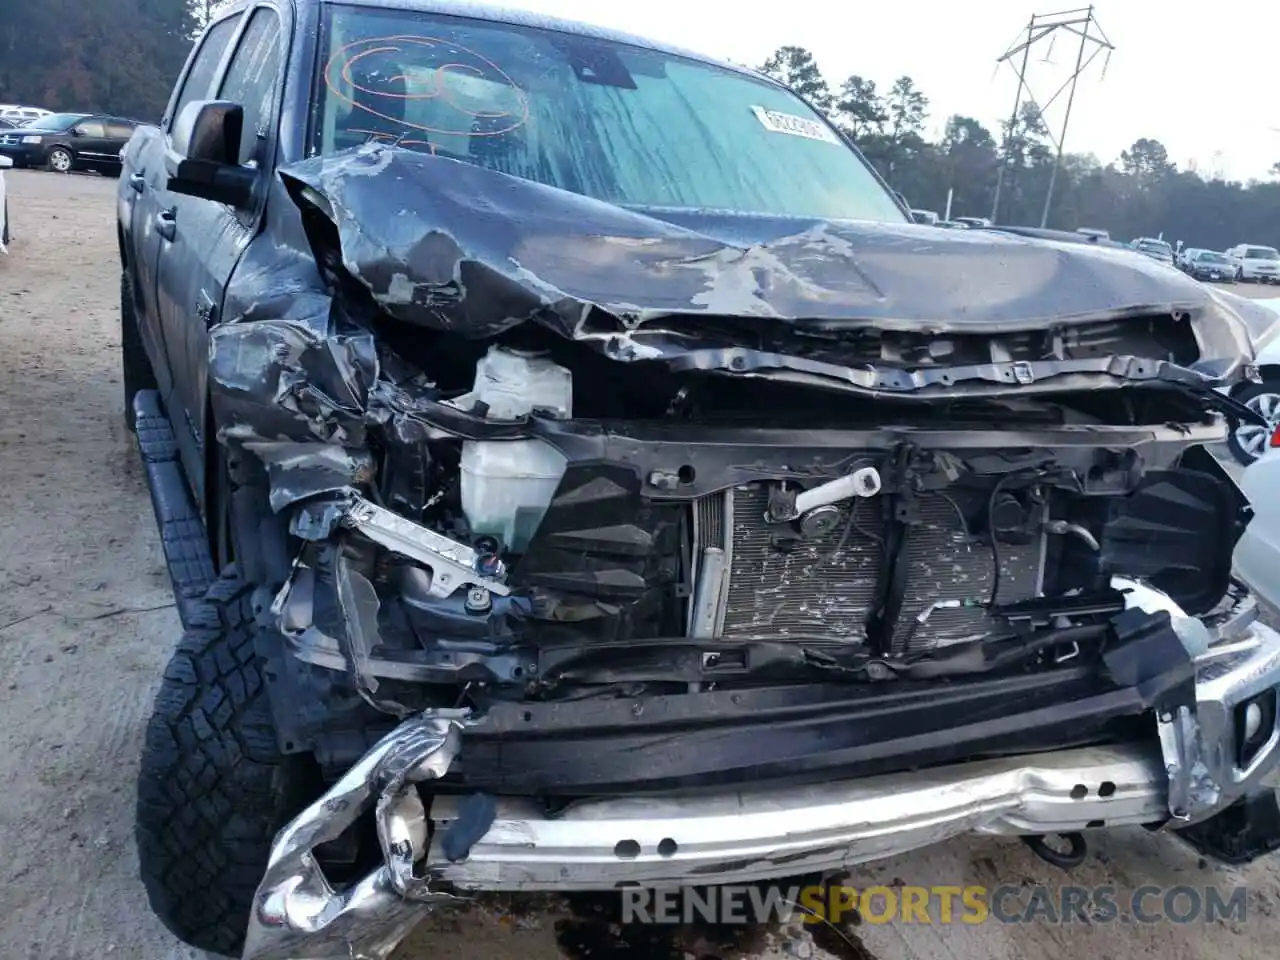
[989,6,1114,227]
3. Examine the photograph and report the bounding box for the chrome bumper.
[241,619,1280,960]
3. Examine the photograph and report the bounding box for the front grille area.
[710,483,1044,652]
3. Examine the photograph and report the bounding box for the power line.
[989,5,1114,227]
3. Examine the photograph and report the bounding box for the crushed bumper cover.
[242,618,1280,960]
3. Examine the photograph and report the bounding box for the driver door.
[153,4,285,511]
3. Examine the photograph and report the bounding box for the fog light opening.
[1234,690,1278,769]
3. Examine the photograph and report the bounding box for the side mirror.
[165,100,256,208]
[70,127,84,137]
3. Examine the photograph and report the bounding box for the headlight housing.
[20,135,41,145]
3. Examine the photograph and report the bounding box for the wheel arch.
[1232,365,1280,395]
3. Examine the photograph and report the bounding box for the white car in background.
[0,154,10,252]
[1236,426,1280,610]
[1226,244,1280,284]
[1216,292,1280,463]
[0,104,52,126]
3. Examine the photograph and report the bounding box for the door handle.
[156,207,177,241]
[129,172,145,193]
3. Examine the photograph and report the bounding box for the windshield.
[1244,247,1280,260]
[1195,251,1228,264]
[23,113,86,132]
[312,6,904,221]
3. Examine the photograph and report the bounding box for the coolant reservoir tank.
[460,347,572,553]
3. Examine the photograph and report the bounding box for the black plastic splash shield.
[1176,791,1280,865]
[456,613,1193,794]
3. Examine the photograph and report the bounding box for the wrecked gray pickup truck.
[119,1,1280,958]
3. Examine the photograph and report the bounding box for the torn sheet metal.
[244,441,375,511]
[240,712,468,960]
[208,145,1268,513]
[277,144,1259,376]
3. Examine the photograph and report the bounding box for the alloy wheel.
[48,149,72,173]
[1235,391,1280,461]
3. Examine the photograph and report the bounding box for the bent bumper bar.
[242,621,1280,960]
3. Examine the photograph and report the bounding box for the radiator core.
[703,483,1044,652]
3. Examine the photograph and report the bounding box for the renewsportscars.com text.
[620,884,1248,926]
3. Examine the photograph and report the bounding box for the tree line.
[760,45,1280,251]
[3,5,1277,252]
[0,0,200,124]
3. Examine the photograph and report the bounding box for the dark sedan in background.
[0,113,141,176]
[1180,248,1237,283]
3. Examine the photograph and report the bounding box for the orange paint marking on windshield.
[324,35,530,139]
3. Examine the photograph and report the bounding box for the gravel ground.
[0,169,1278,960]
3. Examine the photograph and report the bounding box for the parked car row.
[1173,243,1280,284]
[0,103,53,126]
[0,113,141,176]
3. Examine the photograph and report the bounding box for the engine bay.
[255,335,1246,722]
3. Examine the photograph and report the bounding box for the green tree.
[0,0,194,122]
[884,76,928,143]
[939,116,999,218]
[760,45,833,114]
[860,76,929,186]
[833,75,886,141]
[1121,137,1176,181]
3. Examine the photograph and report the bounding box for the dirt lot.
[1,169,1279,960]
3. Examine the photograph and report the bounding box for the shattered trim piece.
[241,712,468,960]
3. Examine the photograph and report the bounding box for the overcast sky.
[506,0,1280,182]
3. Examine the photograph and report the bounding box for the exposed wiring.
[936,490,971,537]
[850,494,884,545]
[900,596,986,650]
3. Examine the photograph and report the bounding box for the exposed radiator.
[699,483,1045,653]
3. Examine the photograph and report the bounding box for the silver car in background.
[1130,236,1175,265]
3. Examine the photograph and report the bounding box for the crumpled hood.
[280,145,1252,335]
[276,145,1269,403]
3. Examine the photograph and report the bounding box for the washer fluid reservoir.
[459,346,572,553]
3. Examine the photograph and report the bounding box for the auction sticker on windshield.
[751,105,841,144]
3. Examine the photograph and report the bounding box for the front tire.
[136,567,312,956]
[1228,381,1280,465]
[47,146,73,173]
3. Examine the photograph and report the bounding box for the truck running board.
[131,390,215,628]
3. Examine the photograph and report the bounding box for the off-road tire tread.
[136,565,289,955]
